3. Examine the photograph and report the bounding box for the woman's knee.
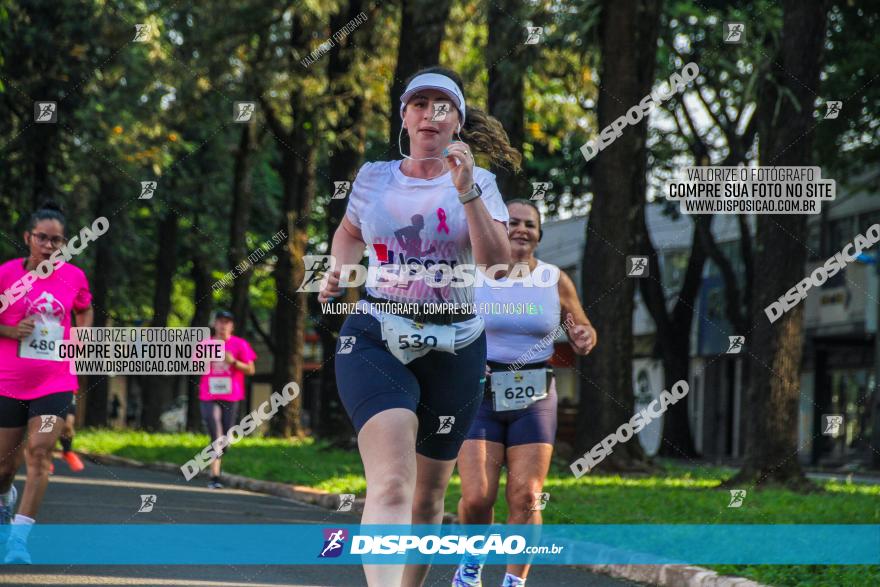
[412,490,446,520]
[26,443,53,464]
[368,473,415,509]
[460,490,496,517]
[507,483,545,514]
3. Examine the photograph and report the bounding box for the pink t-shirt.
[198,335,257,402]
[0,258,92,399]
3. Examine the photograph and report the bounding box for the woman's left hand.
[444,141,475,194]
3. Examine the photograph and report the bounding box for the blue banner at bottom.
[0,524,877,565]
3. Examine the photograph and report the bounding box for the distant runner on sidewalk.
[198,310,256,489]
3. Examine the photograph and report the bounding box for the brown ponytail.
[404,66,523,174]
[460,106,523,173]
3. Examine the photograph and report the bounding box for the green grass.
[76,429,880,586]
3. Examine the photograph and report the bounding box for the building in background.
[538,171,879,466]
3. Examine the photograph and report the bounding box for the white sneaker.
[0,486,17,525]
[452,562,483,586]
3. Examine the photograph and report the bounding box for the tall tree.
[732,0,830,488]
[316,0,379,441]
[575,0,663,471]
[486,0,532,199]
[228,123,259,331]
[637,212,708,458]
[257,9,325,437]
[387,0,453,151]
[141,202,181,431]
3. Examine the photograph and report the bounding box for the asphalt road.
[0,460,641,587]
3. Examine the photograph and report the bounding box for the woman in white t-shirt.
[318,66,521,587]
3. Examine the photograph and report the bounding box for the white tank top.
[476,261,562,363]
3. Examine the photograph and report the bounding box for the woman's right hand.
[317,269,343,303]
[16,317,36,339]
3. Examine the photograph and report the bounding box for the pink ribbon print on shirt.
[436,208,450,234]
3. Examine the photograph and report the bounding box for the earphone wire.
[397,125,464,180]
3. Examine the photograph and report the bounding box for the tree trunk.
[315,0,370,441]
[229,123,257,332]
[732,0,829,489]
[266,13,317,438]
[187,245,213,431]
[638,214,708,458]
[84,177,115,427]
[574,0,662,471]
[141,210,180,431]
[388,0,453,152]
[486,0,530,199]
[269,147,313,438]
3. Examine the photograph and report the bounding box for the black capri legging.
[200,400,240,453]
[335,312,487,461]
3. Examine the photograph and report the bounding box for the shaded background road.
[0,462,641,586]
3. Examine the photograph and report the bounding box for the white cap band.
[399,73,466,126]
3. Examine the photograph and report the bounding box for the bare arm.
[463,201,510,278]
[443,142,510,278]
[558,270,597,355]
[74,306,94,328]
[318,215,366,303]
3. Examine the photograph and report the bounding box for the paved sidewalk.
[0,460,640,587]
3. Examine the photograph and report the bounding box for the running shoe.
[0,485,17,525]
[4,533,32,564]
[63,451,85,472]
[207,480,224,489]
[452,563,483,587]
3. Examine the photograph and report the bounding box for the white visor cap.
[399,73,466,126]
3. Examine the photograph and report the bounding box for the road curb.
[80,451,768,587]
